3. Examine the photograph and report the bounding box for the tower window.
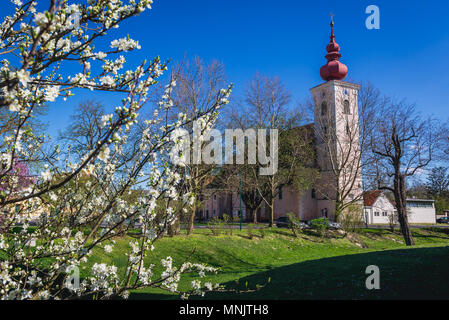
[346,123,350,135]
[321,101,328,116]
[343,100,350,114]
[311,188,316,199]
[279,187,283,200]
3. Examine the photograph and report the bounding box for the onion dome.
[320,19,348,81]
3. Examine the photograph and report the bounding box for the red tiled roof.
[363,190,382,207]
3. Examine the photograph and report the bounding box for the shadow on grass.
[131,246,449,300]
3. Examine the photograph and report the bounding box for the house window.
[279,187,283,200]
[213,194,216,200]
[407,201,433,208]
[321,101,328,116]
[206,210,209,219]
[343,100,350,114]
[374,212,380,217]
[346,123,350,136]
[382,211,388,217]
[311,189,316,199]
[213,209,216,216]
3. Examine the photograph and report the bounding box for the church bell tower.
[309,18,363,220]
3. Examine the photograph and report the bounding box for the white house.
[363,190,436,225]
[406,199,436,224]
[363,190,395,225]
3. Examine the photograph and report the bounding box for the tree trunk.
[334,186,342,222]
[229,192,233,219]
[187,202,196,236]
[269,197,274,227]
[394,174,415,246]
[252,208,257,224]
[168,216,180,237]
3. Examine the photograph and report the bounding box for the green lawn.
[84,227,449,300]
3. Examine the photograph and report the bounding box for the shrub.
[309,218,329,237]
[387,212,397,232]
[339,205,364,233]
[222,214,233,235]
[247,223,254,240]
[287,212,302,237]
[207,216,223,236]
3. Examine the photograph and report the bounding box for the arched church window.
[321,101,327,116]
[343,100,350,114]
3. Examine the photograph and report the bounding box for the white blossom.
[44,86,60,102]
[110,38,141,51]
[98,147,110,162]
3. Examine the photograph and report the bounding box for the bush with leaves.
[286,212,303,237]
[339,205,364,233]
[247,223,254,239]
[222,214,233,235]
[206,217,223,236]
[309,218,329,237]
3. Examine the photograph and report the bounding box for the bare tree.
[59,100,105,156]
[369,101,438,246]
[168,56,228,235]
[226,73,316,226]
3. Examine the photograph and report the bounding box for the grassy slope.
[84,227,449,300]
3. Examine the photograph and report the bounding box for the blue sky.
[10,0,449,136]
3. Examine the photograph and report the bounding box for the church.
[198,20,436,225]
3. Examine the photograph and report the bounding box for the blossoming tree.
[0,0,231,299]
